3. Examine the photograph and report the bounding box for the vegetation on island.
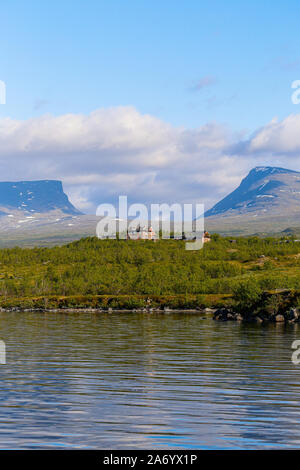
[0,235,300,315]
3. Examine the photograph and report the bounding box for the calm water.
[0,311,300,449]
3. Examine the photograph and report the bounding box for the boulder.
[287,308,299,321]
[235,314,243,321]
[213,307,234,321]
[203,307,216,314]
[275,314,285,322]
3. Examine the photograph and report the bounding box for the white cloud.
[0,107,257,213]
[236,114,300,156]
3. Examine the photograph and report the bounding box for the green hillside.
[0,236,299,310]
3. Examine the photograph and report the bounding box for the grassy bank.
[0,293,233,311]
[0,235,299,312]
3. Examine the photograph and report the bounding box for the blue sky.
[1,0,300,212]
[2,0,300,130]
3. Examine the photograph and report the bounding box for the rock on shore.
[213,308,243,322]
[213,307,300,323]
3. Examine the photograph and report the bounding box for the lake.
[0,311,299,449]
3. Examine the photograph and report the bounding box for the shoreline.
[0,306,213,314]
[0,290,299,323]
[0,305,299,324]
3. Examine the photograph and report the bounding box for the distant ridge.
[0,180,82,215]
[205,166,300,218]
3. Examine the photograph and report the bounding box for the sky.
[1,0,300,213]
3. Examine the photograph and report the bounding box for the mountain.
[205,166,300,217]
[0,180,102,247]
[205,167,300,235]
[2,169,300,246]
[0,180,82,215]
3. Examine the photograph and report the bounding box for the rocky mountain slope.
[205,167,300,217]
[0,180,82,215]
[205,167,300,235]
[0,180,101,247]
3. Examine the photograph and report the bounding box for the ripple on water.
[0,312,299,449]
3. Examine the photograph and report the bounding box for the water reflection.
[0,312,299,449]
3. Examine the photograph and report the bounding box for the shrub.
[233,279,263,312]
